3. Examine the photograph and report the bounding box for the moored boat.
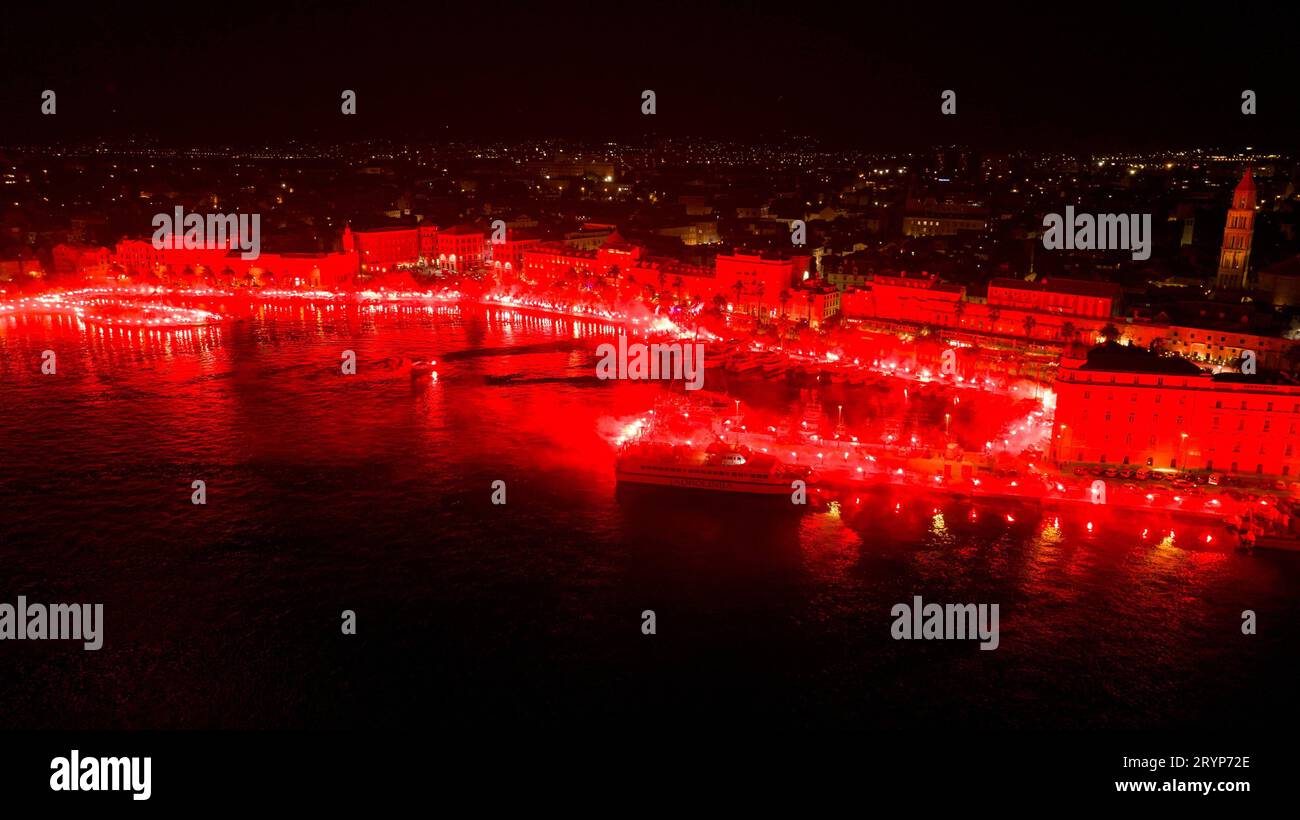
[616,442,812,495]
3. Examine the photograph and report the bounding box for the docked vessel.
[615,441,813,495]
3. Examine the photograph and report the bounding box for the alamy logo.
[0,596,102,650]
[50,750,151,801]
[596,336,705,390]
[1042,206,1151,261]
[1241,349,1257,375]
[891,595,999,650]
[152,206,261,260]
[940,348,957,375]
[1090,479,1107,504]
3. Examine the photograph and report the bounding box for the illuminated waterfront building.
[520,234,714,300]
[841,273,1108,342]
[487,232,540,279]
[714,250,811,318]
[1051,342,1300,477]
[986,278,1120,320]
[839,271,1297,368]
[1120,319,1295,371]
[343,224,439,274]
[52,243,112,279]
[521,241,596,284]
[108,238,357,288]
[435,225,487,272]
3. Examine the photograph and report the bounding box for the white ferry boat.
[615,442,812,495]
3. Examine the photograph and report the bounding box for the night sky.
[1,0,1298,148]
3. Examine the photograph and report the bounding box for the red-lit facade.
[986,277,1120,319]
[1052,344,1300,477]
[435,225,487,272]
[487,234,540,278]
[52,243,112,278]
[520,236,715,301]
[343,224,440,274]
[714,251,811,317]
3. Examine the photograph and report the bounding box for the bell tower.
[1215,168,1256,290]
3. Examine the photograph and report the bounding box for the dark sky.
[2,0,1298,149]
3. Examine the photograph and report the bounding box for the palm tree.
[1022,315,1037,340]
[778,289,792,320]
[731,280,745,312]
[1101,322,1121,343]
[988,307,1001,333]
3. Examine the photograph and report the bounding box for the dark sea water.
[2,302,1298,731]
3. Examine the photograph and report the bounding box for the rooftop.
[1078,342,1203,375]
[990,277,1122,299]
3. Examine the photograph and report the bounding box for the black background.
[1,0,1298,148]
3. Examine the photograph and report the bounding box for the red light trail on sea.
[3,282,1295,548]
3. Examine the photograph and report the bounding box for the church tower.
[1215,168,1256,290]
